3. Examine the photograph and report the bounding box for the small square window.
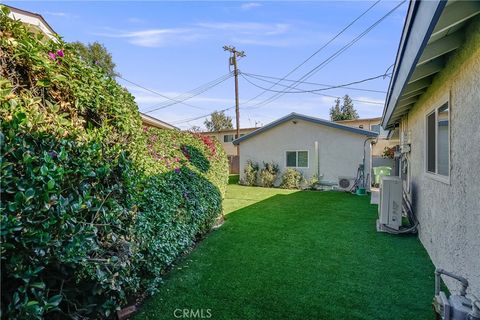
[223,134,234,143]
[370,124,380,133]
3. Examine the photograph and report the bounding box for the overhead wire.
[117,75,205,110]
[240,72,386,105]
[142,72,234,113]
[246,0,406,109]
[240,72,390,96]
[240,71,387,93]
[161,0,406,125]
[239,0,382,108]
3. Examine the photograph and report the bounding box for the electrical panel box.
[377,176,402,231]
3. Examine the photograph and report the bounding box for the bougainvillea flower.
[56,49,64,57]
[48,52,56,60]
[174,168,181,174]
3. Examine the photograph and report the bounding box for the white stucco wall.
[238,119,373,188]
[400,19,480,297]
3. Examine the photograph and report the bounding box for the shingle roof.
[233,113,378,145]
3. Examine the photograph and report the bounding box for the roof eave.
[233,113,378,145]
[381,0,447,129]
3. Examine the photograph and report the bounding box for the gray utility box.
[377,176,402,232]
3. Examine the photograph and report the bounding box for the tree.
[340,94,359,120]
[70,41,118,77]
[329,95,359,121]
[204,111,233,132]
[329,98,342,121]
[189,125,202,133]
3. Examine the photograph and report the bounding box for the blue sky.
[7,1,408,130]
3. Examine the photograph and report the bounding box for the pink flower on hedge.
[174,168,181,174]
[56,49,64,57]
[48,52,56,60]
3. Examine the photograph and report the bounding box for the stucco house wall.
[399,20,480,296]
[201,128,258,156]
[238,119,373,188]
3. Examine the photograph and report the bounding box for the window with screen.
[286,151,297,167]
[223,134,234,142]
[370,124,381,133]
[286,151,308,168]
[426,102,449,178]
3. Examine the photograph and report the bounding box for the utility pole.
[223,45,245,157]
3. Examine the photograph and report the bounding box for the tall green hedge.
[0,7,228,319]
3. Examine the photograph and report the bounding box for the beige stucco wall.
[399,19,480,297]
[238,119,373,188]
[337,118,398,157]
[203,128,257,156]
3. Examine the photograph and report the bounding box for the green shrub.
[259,161,279,187]
[0,8,228,319]
[240,160,259,186]
[280,168,303,189]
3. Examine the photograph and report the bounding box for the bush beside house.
[0,9,227,319]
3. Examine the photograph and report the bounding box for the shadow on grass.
[135,190,435,320]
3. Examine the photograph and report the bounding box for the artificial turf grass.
[135,185,435,320]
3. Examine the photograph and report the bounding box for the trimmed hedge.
[0,7,228,319]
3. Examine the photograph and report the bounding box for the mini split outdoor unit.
[337,177,355,191]
[377,176,402,232]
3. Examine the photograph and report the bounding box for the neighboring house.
[335,117,397,157]
[336,117,399,175]
[140,113,178,130]
[233,113,378,188]
[201,127,258,173]
[381,0,480,297]
[5,5,57,41]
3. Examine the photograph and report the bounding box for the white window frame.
[223,134,234,143]
[370,124,381,133]
[285,150,309,168]
[424,94,450,184]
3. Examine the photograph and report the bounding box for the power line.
[143,72,234,112]
[241,71,387,94]
[240,0,382,108]
[247,0,405,109]
[117,75,205,110]
[240,72,386,105]
[171,106,235,125]
[240,72,390,95]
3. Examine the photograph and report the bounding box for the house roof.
[5,5,57,41]
[140,113,179,130]
[233,113,378,145]
[335,117,382,123]
[382,0,480,129]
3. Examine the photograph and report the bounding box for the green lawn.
[135,175,435,320]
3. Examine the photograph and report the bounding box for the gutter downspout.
[363,137,377,189]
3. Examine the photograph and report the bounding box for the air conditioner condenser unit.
[337,177,355,191]
[377,176,402,232]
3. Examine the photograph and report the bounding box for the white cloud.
[240,2,262,10]
[196,22,289,36]
[127,17,144,24]
[95,21,296,48]
[44,11,70,17]
[94,28,204,47]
